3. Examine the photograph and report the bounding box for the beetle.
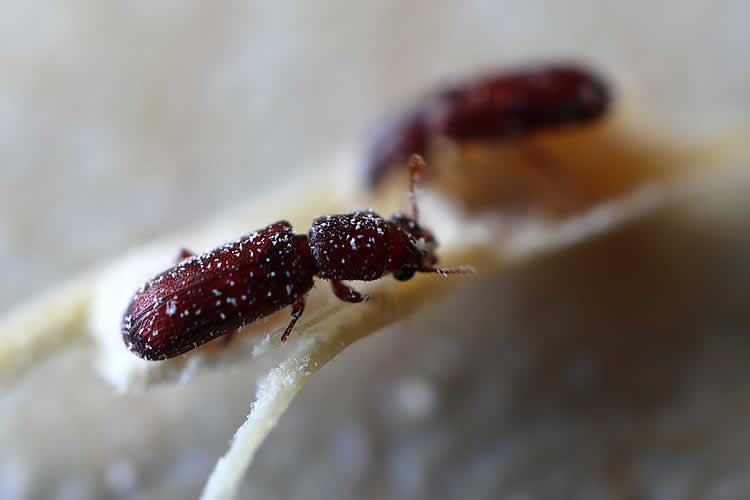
[122,155,470,360]
[366,64,610,187]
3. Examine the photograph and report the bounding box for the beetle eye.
[393,267,416,282]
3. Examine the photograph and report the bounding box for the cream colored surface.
[2,1,750,499]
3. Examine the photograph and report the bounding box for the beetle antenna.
[407,154,425,222]
[424,265,475,277]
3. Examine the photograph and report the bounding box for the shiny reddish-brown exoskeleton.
[366,64,610,187]
[122,155,469,360]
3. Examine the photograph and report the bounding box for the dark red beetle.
[366,64,610,187]
[122,155,469,360]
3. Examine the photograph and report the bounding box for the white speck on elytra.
[212,289,222,296]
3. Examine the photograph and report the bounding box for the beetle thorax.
[308,211,391,281]
[306,210,435,282]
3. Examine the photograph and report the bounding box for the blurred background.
[3,1,750,499]
[2,0,749,314]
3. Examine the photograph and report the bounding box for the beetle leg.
[218,330,236,347]
[176,248,194,263]
[519,144,580,210]
[280,296,306,343]
[330,280,368,303]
